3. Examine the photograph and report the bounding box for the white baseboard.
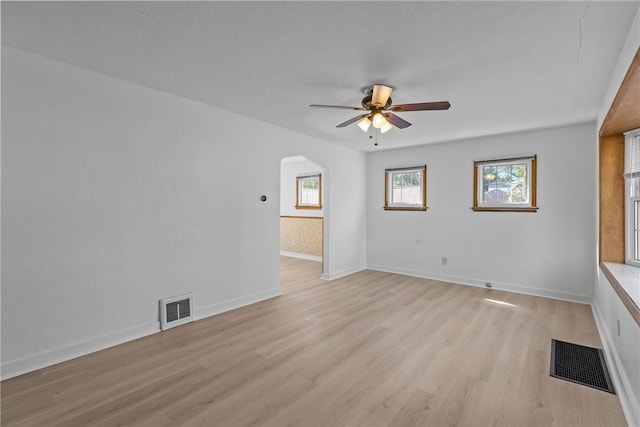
[1,321,159,381]
[280,251,322,262]
[1,287,282,381]
[366,263,592,304]
[321,264,367,281]
[195,287,282,320]
[592,303,640,427]
[279,252,364,281]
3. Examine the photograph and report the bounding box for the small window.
[473,155,537,212]
[296,174,321,210]
[384,165,427,211]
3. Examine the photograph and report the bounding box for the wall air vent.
[160,293,194,331]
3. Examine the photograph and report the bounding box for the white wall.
[593,9,640,426]
[280,157,323,217]
[593,270,640,427]
[1,47,367,379]
[367,122,597,303]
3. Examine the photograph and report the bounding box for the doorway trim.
[280,155,328,277]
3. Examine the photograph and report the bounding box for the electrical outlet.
[441,257,447,265]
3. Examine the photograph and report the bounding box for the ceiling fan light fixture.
[357,117,371,132]
[309,84,450,135]
[371,112,386,129]
[380,121,393,133]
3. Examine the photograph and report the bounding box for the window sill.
[472,207,538,212]
[295,205,322,210]
[600,261,640,326]
[383,207,428,211]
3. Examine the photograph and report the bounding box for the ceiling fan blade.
[310,104,367,111]
[336,113,370,128]
[390,101,451,112]
[371,84,393,108]
[384,112,412,129]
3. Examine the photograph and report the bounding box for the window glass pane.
[298,176,320,206]
[481,163,528,204]
[384,166,427,210]
[635,200,640,262]
[624,129,640,178]
[630,177,640,198]
[391,171,422,205]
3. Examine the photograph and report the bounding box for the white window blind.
[624,128,640,179]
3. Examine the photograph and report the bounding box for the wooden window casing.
[295,174,322,210]
[384,165,427,211]
[473,155,538,212]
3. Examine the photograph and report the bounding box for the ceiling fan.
[309,84,450,134]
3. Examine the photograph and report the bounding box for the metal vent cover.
[550,339,615,394]
[160,293,194,331]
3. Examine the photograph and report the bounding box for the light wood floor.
[1,257,628,426]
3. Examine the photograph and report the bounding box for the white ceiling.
[2,1,638,151]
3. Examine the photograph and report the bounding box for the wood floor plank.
[387,388,439,427]
[1,256,629,426]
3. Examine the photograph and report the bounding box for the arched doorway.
[279,155,327,283]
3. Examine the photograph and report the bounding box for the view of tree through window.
[296,174,321,209]
[473,156,537,212]
[300,177,319,204]
[481,163,528,204]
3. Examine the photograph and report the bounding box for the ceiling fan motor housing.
[361,94,392,110]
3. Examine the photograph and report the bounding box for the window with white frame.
[295,174,321,209]
[624,128,640,266]
[384,165,427,211]
[473,155,538,212]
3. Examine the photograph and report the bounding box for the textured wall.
[280,216,323,257]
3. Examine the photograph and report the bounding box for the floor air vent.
[160,293,194,331]
[550,339,615,394]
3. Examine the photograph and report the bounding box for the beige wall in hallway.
[280,216,323,257]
